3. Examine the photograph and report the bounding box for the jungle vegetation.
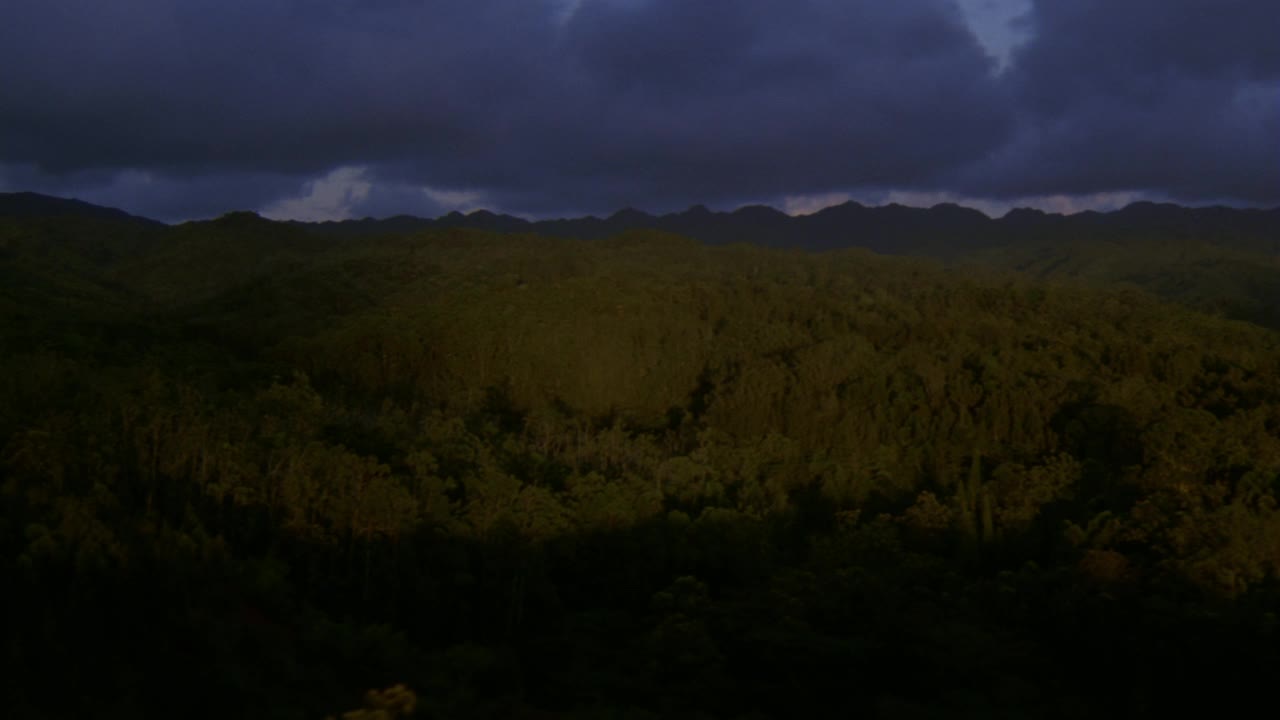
[3,199,1280,718]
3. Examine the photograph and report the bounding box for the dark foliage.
[4,205,1280,718]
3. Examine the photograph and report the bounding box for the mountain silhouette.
[5,191,1279,257]
[307,199,1280,257]
[0,191,164,226]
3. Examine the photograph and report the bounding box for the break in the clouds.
[0,0,1275,221]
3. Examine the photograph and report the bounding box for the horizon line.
[3,189,1278,227]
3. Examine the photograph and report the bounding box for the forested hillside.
[4,209,1280,718]
[303,195,1280,333]
[956,235,1280,331]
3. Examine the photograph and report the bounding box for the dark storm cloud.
[528,0,1009,210]
[0,0,1274,219]
[959,0,1280,204]
[0,1,1008,217]
[0,1,552,174]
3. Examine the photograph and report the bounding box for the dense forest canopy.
[3,198,1280,718]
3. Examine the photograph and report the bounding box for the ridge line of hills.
[4,190,1279,256]
[6,189,1280,329]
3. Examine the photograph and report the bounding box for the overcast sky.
[1,0,1276,222]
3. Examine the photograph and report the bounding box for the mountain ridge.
[4,190,1279,256]
[0,191,165,226]
[286,198,1280,256]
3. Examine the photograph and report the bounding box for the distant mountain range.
[0,191,165,226]
[294,199,1280,257]
[3,191,1278,257]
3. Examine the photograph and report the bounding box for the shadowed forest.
[3,195,1280,718]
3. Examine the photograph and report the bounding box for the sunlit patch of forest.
[3,211,1280,718]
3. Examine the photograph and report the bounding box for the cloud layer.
[1,0,1275,221]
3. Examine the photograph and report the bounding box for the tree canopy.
[4,214,1280,718]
